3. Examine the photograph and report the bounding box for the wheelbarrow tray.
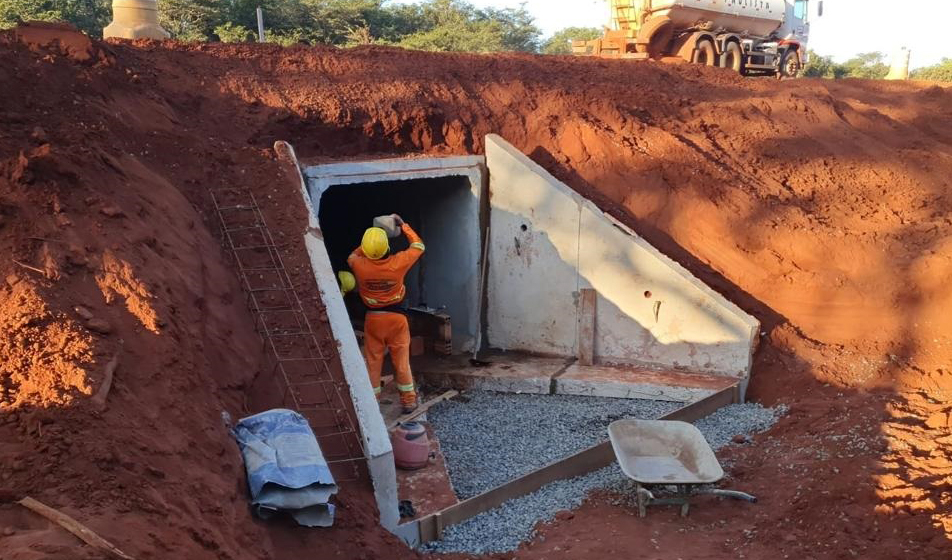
[608,419,723,484]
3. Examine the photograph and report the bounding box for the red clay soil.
[1,22,951,559]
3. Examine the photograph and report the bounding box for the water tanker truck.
[573,0,823,77]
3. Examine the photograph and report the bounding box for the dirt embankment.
[1,23,950,559]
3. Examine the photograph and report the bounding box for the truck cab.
[776,0,812,46]
[772,0,821,74]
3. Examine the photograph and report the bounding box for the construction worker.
[347,214,424,413]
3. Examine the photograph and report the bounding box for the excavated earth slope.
[1,23,951,560]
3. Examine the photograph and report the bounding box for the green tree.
[911,58,952,82]
[481,4,540,52]
[542,26,601,55]
[236,0,390,46]
[0,0,64,28]
[159,0,220,41]
[0,0,110,36]
[803,50,895,80]
[396,0,540,53]
[0,0,545,53]
[224,0,308,36]
[372,2,428,44]
[214,21,253,43]
[298,0,387,45]
[270,28,310,46]
[840,51,889,79]
[802,49,845,78]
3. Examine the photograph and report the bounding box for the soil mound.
[0,24,949,559]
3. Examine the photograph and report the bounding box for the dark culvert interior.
[317,175,481,350]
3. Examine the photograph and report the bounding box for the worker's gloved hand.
[391,213,405,227]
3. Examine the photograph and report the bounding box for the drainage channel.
[417,387,786,554]
[280,137,764,542]
[429,391,683,499]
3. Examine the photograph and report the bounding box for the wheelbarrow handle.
[701,489,758,503]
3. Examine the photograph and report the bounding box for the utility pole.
[256,7,265,43]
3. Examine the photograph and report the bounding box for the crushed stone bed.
[427,390,683,499]
[424,396,786,555]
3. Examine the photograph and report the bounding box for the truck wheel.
[780,49,801,78]
[719,42,743,73]
[692,40,716,67]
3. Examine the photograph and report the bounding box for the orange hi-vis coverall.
[347,223,425,406]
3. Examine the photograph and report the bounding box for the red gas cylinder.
[391,422,430,470]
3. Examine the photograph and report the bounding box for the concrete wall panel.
[486,137,583,357]
[416,179,481,352]
[578,205,758,376]
[484,134,759,379]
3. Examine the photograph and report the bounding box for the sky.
[390,0,951,69]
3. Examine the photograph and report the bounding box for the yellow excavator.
[573,0,823,77]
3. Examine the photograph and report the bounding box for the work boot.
[401,396,418,415]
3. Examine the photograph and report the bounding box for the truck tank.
[576,0,814,77]
[637,0,784,39]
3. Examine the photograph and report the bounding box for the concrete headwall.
[485,134,759,378]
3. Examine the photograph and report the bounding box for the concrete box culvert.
[302,143,758,385]
[288,136,759,545]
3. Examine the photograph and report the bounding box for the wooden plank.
[417,384,738,540]
[439,441,615,530]
[18,497,135,559]
[387,390,458,430]
[577,288,596,366]
[90,352,120,411]
[663,384,737,422]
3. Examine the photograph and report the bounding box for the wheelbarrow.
[608,419,757,517]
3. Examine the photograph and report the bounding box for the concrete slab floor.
[556,364,738,402]
[412,352,736,402]
[414,352,570,395]
[377,375,407,427]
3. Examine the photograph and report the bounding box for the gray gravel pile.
[694,401,788,450]
[424,401,786,555]
[427,391,682,498]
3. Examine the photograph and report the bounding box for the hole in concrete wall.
[644,290,653,299]
[317,175,480,351]
[520,224,527,232]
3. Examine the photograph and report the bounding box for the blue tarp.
[232,409,338,527]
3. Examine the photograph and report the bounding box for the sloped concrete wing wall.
[485,134,759,378]
[279,143,401,534]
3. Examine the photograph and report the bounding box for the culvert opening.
[317,174,482,353]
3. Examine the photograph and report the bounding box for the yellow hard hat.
[338,271,356,295]
[361,227,389,260]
